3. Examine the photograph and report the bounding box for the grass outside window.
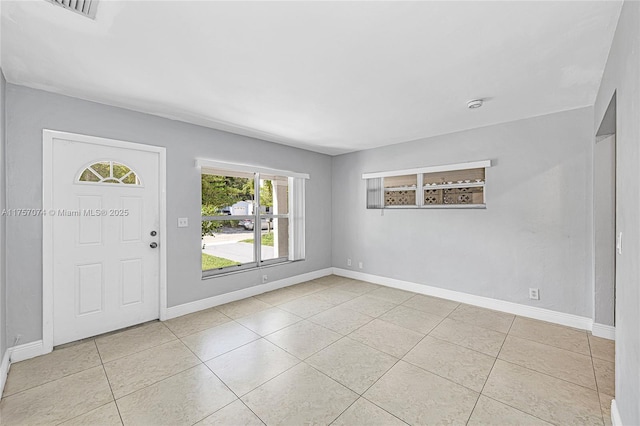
[201,253,240,270]
[240,232,274,247]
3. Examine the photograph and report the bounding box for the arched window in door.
[78,161,142,185]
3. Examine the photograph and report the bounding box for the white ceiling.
[1,1,622,155]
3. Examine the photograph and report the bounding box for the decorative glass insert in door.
[78,161,141,185]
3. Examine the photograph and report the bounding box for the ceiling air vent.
[46,0,98,19]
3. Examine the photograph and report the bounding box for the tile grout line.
[464,314,516,424]
[326,398,362,425]
[263,324,344,362]
[505,331,595,359]
[472,316,596,426]
[477,394,556,425]
[106,359,203,401]
[53,401,119,426]
[410,296,594,358]
[175,337,246,419]
[333,298,462,397]
[237,399,268,426]
[587,333,607,426]
[8,277,603,425]
[165,310,236,340]
[334,307,447,423]
[1,278,341,424]
[497,356,603,393]
[156,281,345,424]
[425,333,502,358]
[224,280,388,339]
[0,345,105,399]
[195,335,302,408]
[96,321,180,364]
[294,361,398,425]
[177,279,603,425]
[430,313,599,390]
[358,396,412,425]
[196,295,391,424]
[181,319,259,356]
[233,310,306,338]
[372,311,507,396]
[93,339,126,426]
[327,312,453,424]
[506,330,592,357]
[197,358,270,426]
[501,320,603,392]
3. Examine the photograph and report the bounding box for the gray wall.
[0,70,6,356]
[332,107,593,317]
[593,135,615,327]
[5,84,332,345]
[593,1,640,424]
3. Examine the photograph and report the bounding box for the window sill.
[380,204,487,209]
[201,259,305,280]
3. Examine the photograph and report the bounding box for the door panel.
[76,263,104,315]
[52,137,160,345]
[121,259,143,306]
[78,196,103,245]
[121,197,143,242]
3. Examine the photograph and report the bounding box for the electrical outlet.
[347,258,352,267]
[529,288,539,300]
[262,275,268,283]
[358,261,363,269]
[177,217,189,228]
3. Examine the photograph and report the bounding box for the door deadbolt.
[150,242,158,249]
[150,231,157,236]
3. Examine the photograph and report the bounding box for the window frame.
[198,159,308,278]
[363,160,491,209]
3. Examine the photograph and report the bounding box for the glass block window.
[78,161,141,185]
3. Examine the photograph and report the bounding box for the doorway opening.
[594,93,617,332]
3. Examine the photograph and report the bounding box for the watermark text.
[1,209,130,217]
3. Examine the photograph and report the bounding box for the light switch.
[178,217,189,228]
[617,231,622,255]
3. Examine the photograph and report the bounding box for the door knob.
[150,242,158,249]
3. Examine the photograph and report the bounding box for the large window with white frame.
[198,159,307,277]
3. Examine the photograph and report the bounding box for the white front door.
[49,134,161,346]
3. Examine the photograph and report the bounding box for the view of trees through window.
[78,161,140,185]
[201,172,286,274]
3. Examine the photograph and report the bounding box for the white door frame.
[42,129,168,353]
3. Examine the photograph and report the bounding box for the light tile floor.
[0,275,615,425]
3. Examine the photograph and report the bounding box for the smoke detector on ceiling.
[467,99,484,109]
[45,0,98,19]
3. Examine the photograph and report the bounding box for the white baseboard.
[0,339,47,397]
[592,323,616,340]
[165,267,333,320]
[611,400,622,426]
[333,268,593,331]
[10,340,46,363]
[0,348,10,397]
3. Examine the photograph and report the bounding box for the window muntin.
[78,161,141,185]
[259,175,289,263]
[201,171,294,276]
